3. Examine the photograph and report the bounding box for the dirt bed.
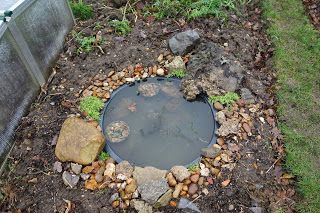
[0,0,296,212]
[304,0,320,29]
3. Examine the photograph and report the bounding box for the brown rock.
[214,102,224,111]
[242,122,251,133]
[82,166,94,174]
[188,183,198,195]
[172,183,183,198]
[112,200,120,208]
[190,174,200,183]
[198,177,204,186]
[182,185,188,191]
[55,118,105,165]
[166,173,177,187]
[125,179,137,194]
[210,168,220,176]
[217,137,224,146]
[207,177,214,185]
[169,200,177,207]
[183,179,191,185]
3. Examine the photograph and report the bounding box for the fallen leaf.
[85,179,98,190]
[221,179,231,187]
[281,173,295,179]
[82,166,94,174]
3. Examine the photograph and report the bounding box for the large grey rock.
[169,30,200,55]
[115,160,134,179]
[55,117,105,165]
[133,166,167,186]
[130,200,153,213]
[181,42,245,100]
[138,178,169,204]
[170,166,190,182]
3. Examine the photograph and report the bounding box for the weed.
[149,0,236,20]
[167,69,186,78]
[69,0,93,20]
[209,92,240,106]
[93,22,103,30]
[187,163,200,172]
[98,151,110,161]
[109,20,131,36]
[75,34,96,54]
[79,96,104,121]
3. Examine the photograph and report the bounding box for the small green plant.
[70,0,93,20]
[80,96,104,121]
[109,20,131,36]
[187,163,200,172]
[75,34,96,54]
[149,0,236,20]
[93,22,103,30]
[167,69,186,78]
[98,151,110,161]
[209,92,240,106]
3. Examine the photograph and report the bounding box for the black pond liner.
[100,77,217,169]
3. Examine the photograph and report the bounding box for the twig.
[122,0,130,21]
[266,156,282,173]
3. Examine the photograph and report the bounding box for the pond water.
[101,77,216,169]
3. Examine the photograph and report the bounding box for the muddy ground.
[0,0,297,212]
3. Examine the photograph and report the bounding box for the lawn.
[263,0,320,211]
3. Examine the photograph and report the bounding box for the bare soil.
[304,0,320,29]
[0,1,297,212]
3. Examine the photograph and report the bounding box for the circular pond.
[101,77,216,169]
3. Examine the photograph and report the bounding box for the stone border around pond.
[55,50,258,211]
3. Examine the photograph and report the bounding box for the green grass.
[209,92,240,106]
[148,0,237,20]
[167,69,186,78]
[79,96,104,121]
[69,0,93,20]
[109,20,131,36]
[263,0,320,212]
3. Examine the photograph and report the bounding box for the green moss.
[98,151,110,161]
[187,163,200,172]
[209,92,240,106]
[109,20,131,36]
[167,69,186,78]
[79,96,104,121]
[263,0,320,211]
[70,0,93,20]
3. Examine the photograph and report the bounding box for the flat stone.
[241,88,255,104]
[154,189,173,207]
[104,163,115,178]
[168,30,200,56]
[216,118,240,137]
[71,163,82,175]
[171,166,191,182]
[116,161,134,179]
[62,171,79,188]
[55,118,105,165]
[201,146,221,158]
[138,178,169,204]
[173,183,183,198]
[133,166,167,186]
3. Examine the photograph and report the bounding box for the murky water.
[101,78,215,169]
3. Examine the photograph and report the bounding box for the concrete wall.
[0,0,74,165]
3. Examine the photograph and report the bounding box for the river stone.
[130,200,153,213]
[188,183,198,195]
[133,166,167,186]
[116,160,134,179]
[71,163,82,175]
[55,117,105,165]
[138,178,169,204]
[155,189,173,207]
[170,166,191,182]
[165,56,186,71]
[169,30,200,55]
[201,146,221,158]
